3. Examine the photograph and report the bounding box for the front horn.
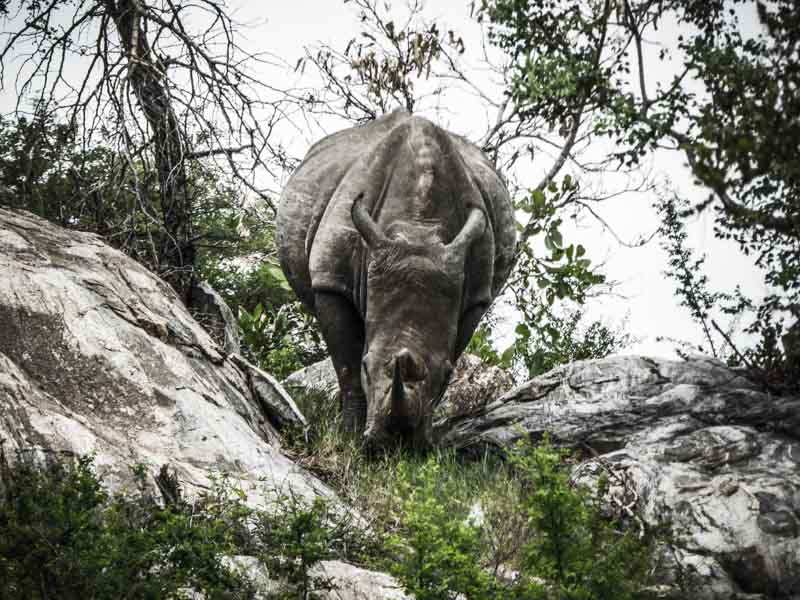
[447,208,486,254]
[351,192,387,248]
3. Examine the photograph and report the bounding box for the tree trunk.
[104,0,196,302]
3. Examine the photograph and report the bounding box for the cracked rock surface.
[0,208,320,505]
[290,355,800,597]
[442,356,800,599]
[215,557,412,600]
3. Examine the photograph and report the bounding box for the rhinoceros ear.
[447,209,485,256]
[351,193,387,248]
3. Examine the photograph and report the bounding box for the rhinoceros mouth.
[386,415,415,436]
[363,414,415,441]
[363,412,433,450]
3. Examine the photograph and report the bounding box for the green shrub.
[382,439,652,600]
[386,459,498,600]
[251,487,380,599]
[238,301,325,380]
[509,437,651,600]
[0,449,374,600]
[0,451,252,599]
[0,432,654,600]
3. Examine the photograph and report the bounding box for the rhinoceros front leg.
[455,303,488,358]
[313,291,367,434]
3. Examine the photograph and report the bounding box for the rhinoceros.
[277,110,516,446]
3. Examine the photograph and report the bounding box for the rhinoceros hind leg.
[313,291,367,434]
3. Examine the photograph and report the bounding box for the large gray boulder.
[219,556,412,600]
[283,356,340,403]
[311,560,412,600]
[0,208,317,505]
[441,356,800,599]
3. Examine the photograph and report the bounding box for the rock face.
[222,556,411,600]
[440,356,800,599]
[283,356,340,403]
[0,208,316,504]
[311,561,411,600]
[190,279,242,355]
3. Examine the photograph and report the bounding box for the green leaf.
[532,188,546,209]
[266,264,292,291]
[500,346,516,366]
[515,323,531,340]
[252,303,263,320]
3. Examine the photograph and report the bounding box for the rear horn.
[447,209,485,255]
[351,193,387,247]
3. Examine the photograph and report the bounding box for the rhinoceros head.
[351,195,485,446]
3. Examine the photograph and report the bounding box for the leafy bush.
[467,308,632,382]
[657,193,798,392]
[466,176,630,383]
[238,301,325,380]
[0,449,372,600]
[387,459,497,600]
[0,451,252,599]
[251,489,379,599]
[382,440,652,600]
[1,426,653,600]
[197,213,327,380]
[509,438,650,600]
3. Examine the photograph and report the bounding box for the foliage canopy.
[482,0,799,373]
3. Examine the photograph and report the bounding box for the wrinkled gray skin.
[277,110,515,446]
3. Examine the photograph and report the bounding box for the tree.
[0,0,288,301]
[0,112,245,286]
[480,0,799,377]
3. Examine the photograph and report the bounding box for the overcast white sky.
[0,0,769,359]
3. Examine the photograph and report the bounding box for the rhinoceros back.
[277,110,515,316]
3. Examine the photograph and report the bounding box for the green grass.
[282,388,655,600]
